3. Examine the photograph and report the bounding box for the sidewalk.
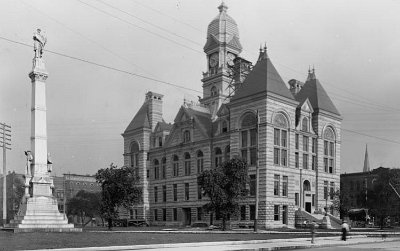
[26,235,397,251]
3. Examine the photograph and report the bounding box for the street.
[307,239,400,251]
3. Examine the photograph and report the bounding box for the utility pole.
[0,122,11,226]
[254,110,260,232]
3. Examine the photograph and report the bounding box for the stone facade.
[122,3,341,229]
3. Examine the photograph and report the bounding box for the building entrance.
[305,202,312,213]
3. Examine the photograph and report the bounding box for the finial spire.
[258,42,268,61]
[306,64,316,81]
[218,1,228,13]
[363,144,371,172]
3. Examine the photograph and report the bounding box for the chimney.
[145,91,163,132]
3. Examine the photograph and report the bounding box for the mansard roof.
[295,72,341,116]
[231,49,295,102]
[124,102,150,133]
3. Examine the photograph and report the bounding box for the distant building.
[1,172,100,224]
[122,3,342,229]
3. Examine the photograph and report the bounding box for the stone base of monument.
[4,196,81,232]
[319,215,333,229]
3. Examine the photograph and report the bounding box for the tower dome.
[204,2,242,53]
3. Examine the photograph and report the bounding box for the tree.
[95,163,142,230]
[330,189,352,219]
[197,158,248,231]
[67,190,101,227]
[366,168,400,229]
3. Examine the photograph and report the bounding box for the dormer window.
[302,117,309,132]
[183,130,191,143]
[158,137,163,147]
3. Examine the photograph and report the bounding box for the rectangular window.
[154,166,159,180]
[147,170,150,178]
[197,207,202,221]
[162,208,167,221]
[282,176,288,197]
[303,154,308,169]
[274,175,280,196]
[312,194,315,206]
[274,205,280,221]
[295,193,299,206]
[185,160,191,176]
[162,165,166,179]
[281,130,287,147]
[274,129,280,145]
[154,187,158,203]
[241,149,248,163]
[324,141,328,156]
[324,181,328,200]
[324,158,328,172]
[241,131,248,148]
[330,182,335,199]
[312,155,317,170]
[173,208,177,221]
[185,183,189,201]
[250,205,255,220]
[303,136,309,152]
[198,184,202,199]
[295,152,299,168]
[250,175,256,196]
[329,159,334,173]
[329,142,334,157]
[250,129,257,146]
[250,148,257,166]
[295,134,299,150]
[173,184,177,201]
[281,149,287,166]
[154,209,158,221]
[162,185,167,202]
[274,148,280,165]
[173,163,179,177]
[312,138,317,153]
[240,205,246,221]
[197,158,204,173]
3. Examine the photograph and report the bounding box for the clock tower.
[201,2,242,120]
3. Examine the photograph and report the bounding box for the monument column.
[5,29,79,232]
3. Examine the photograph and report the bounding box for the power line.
[96,0,202,47]
[20,0,158,79]
[342,128,400,145]
[0,35,202,94]
[76,0,203,54]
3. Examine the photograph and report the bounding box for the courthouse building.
[122,3,342,228]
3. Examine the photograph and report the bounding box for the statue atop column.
[33,29,47,59]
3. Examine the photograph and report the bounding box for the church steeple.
[363,144,370,172]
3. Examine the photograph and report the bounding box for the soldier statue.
[33,28,47,58]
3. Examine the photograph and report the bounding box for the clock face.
[227,52,236,66]
[209,53,219,67]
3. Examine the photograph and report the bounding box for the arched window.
[221,120,228,133]
[183,130,191,143]
[302,117,309,132]
[215,147,222,167]
[303,180,311,191]
[273,113,288,166]
[130,141,140,168]
[153,159,159,180]
[240,112,257,166]
[184,152,191,176]
[211,86,218,97]
[172,155,179,177]
[197,150,204,173]
[161,157,166,179]
[159,137,163,147]
[225,145,230,161]
[323,127,336,174]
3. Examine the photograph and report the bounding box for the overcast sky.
[1,0,400,176]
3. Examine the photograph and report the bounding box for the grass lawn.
[0,227,334,251]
